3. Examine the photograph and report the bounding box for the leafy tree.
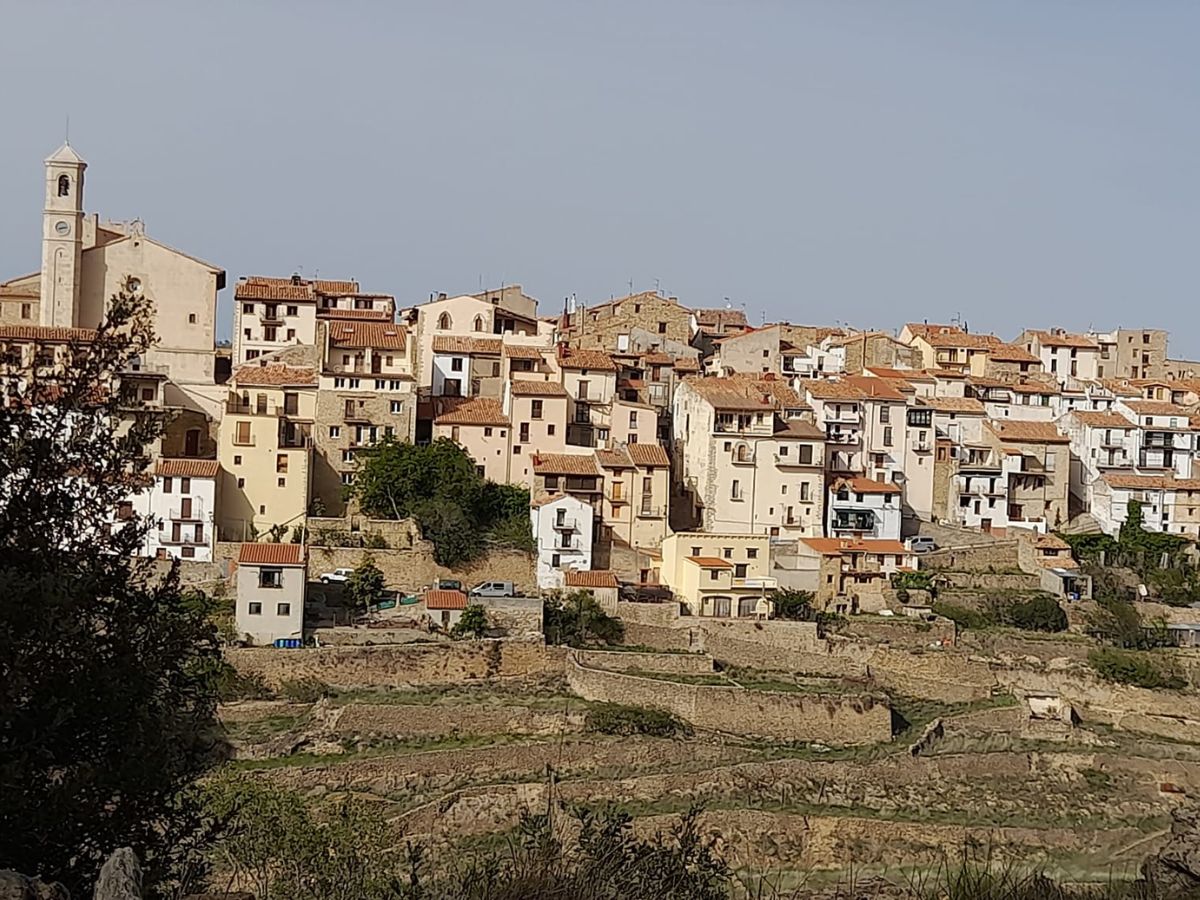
[770,588,815,621]
[479,481,531,524]
[450,603,489,639]
[1086,595,1170,649]
[346,557,385,612]
[352,437,484,521]
[1005,594,1068,632]
[544,591,624,647]
[0,283,222,892]
[488,511,536,553]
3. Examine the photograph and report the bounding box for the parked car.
[908,536,937,554]
[469,580,515,598]
[437,579,463,591]
[319,567,354,583]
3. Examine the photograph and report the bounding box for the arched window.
[437,312,452,330]
[57,175,70,197]
[473,315,484,332]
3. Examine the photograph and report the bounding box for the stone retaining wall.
[565,655,892,744]
[573,648,715,675]
[227,639,561,688]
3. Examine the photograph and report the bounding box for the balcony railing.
[826,430,860,445]
[732,576,778,590]
[161,533,206,546]
[637,505,665,518]
[552,516,577,530]
[226,400,281,416]
[775,452,818,467]
[824,409,861,424]
[169,506,205,522]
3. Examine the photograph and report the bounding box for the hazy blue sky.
[2,2,1198,354]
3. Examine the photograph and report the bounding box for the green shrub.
[933,602,993,630]
[584,703,692,738]
[1088,648,1186,690]
[1005,594,1067,632]
[450,604,488,639]
[216,665,273,702]
[278,677,331,703]
[362,531,389,549]
[544,591,624,647]
[770,588,815,621]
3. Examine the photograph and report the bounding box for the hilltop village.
[9,143,1200,890]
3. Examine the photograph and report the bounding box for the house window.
[800,482,810,501]
[883,426,893,447]
[286,328,295,340]
[731,479,741,499]
[235,421,252,445]
[330,426,340,439]
[180,477,191,493]
[531,400,543,419]
[438,312,452,329]
[277,602,291,616]
[798,445,813,464]
[545,476,559,489]
[709,570,719,581]
[286,305,298,316]
[277,477,286,487]
[547,423,556,436]
[163,477,173,494]
[20,303,31,319]
[116,501,133,520]
[520,423,530,442]
[473,315,485,332]
[237,478,245,488]
[188,313,197,324]
[629,410,637,429]
[514,445,522,454]
[451,357,464,372]
[735,564,747,578]
[880,406,890,424]
[658,322,667,334]
[551,553,561,567]
[248,602,262,615]
[242,303,254,315]
[233,455,242,465]
[484,426,493,437]
[276,454,288,473]
[258,568,282,589]
[451,426,461,442]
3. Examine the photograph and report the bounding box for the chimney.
[291,273,302,285]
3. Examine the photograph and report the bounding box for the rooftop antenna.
[64,114,70,145]
[654,277,661,295]
[724,296,731,310]
[628,278,634,296]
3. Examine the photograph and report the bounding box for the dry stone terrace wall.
[842,615,956,648]
[919,540,1020,572]
[227,639,563,688]
[573,648,715,675]
[565,654,892,744]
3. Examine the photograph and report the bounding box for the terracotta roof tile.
[672,356,701,372]
[833,476,901,495]
[314,279,361,294]
[233,363,318,386]
[903,323,963,340]
[531,492,568,508]
[918,396,986,414]
[694,308,749,329]
[1068,411,1136,429]
[156,458,220,478]
[318,308,393,321]
[533,453,601,476]
[774,419,826,440]
[683,376,783,411]
[434,397,509,426]
[328,322,407,350]
[1027,330,1099,350]
[989,420,1069,444]
[1008,381,1058,395]
[924,331,1003,349]
[509,380,568,397]
[595,447,633,469]
[803,380,867,401]
[726,373,805,407]
[557,346,617,371]
[1102,473,1200,491]
[686,556,734,569]
[502,344,546,360]
[425,589,468,610]
[564,570,620,588]
[0,324,96,343]
[866,366,935,383]
[234,280,315,301]
[1034,533,1072,550]
[988,343,1042,364]
[1122,400,1192,418]
[841,375,906,401]
[432,335,502,355]
[641,352,675,365]
[238,543,305,565]
[628,443,670,467]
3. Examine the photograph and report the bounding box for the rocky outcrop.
[92,849,141,900]
[0,871,69,900]
[1142,803,1200,893]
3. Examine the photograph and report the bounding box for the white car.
[319,567,354,584]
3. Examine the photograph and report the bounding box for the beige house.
[312,320,415,512]
[835,331,923,374]
[409,287,546,390]
[557,346,618,448]
[505,379,569,486]
[432,397,512,483]
[1089,328,1168,381]
[908,330,1004,376]
[793,538,917,612]
[235,542,307,645]
[660,532,775,618]
[218,361,316,540]
[673,376,826,539]
[594,442,672,550]
[1,143,225,400]
[1017,330,1101,384]
[987,419,1071,531]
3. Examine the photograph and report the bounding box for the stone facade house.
[558,291,693,353]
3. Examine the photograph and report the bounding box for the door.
[712,596,731,617]
[180,498,193,520]
[981,518,992,533]
[184,429,200,457]
[371,355,382,374]
[738,597,758,617]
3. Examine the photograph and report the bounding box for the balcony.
[554,536,585,551]
[826,430,860,445]
[637,505,666,518]
[911,438,933,452]
[824,409,861,424]
[344,409,370,424]
[607,488,629,504]
[122,359,170,378]
[161,532,206,547]
[731,447,756,465]
[259,311,284,325]
[279,420,311,448]
[169,506,205,522]
[732,576,778,590]
[552,516,577,531]
[226,400,280,417]
[775,451,818,467]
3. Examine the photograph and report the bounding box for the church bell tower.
[39,142,86,328]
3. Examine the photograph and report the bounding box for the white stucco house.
[130,458,219,561]
[531,492,594,589]
[235,543,307,645]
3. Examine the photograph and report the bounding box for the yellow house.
[660,532,775,618]
[218,361,316,540]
